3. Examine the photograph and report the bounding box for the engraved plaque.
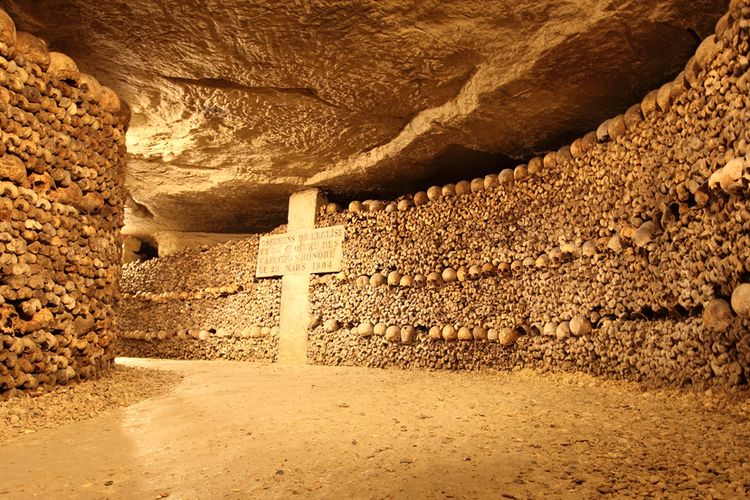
[256,225,345,278]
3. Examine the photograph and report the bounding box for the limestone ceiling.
[0,0,729,236]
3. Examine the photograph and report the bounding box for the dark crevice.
[168,162,220,171]
[137,240,159,261]
[324,144,521,207]
[160,74,344,109]
[419,144,521,188]
[686,27,702,45]
[673,304,690,318]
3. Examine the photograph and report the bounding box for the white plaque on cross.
[256,226,344,278]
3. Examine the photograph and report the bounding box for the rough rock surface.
[0,0,728,235]
[152,231,252,257]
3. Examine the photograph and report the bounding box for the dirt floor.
[0,365,181,442]
[1,360,749,499]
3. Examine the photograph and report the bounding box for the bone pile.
[0,9,128,397]
[117,235,281,362]
[121,1,750,388]
[307,1,750,387]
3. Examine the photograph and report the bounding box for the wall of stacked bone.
[308,2,750,388]
[0,10,128,396]
[117,234,282,362]
[119,1,750,388]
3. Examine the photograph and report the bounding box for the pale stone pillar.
[277,188,327,364]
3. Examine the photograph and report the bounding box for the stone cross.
[256,188,344,364]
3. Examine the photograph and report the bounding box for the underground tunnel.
[1,0,749,498]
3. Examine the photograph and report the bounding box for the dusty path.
[0,365,181,442]
[2,359,749,499]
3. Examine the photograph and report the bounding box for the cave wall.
[307,4,750,387]
[118,2,750,388]
[152,231,253,257]
[0,10,128,396]
[117,234,282,362]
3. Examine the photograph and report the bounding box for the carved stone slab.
[256,225,344,278]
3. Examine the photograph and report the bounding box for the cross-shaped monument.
[256,189,344,364]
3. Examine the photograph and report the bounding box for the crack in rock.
[160,74,344,109]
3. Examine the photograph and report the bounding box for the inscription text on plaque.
[256,225,344,278]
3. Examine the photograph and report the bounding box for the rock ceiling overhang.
[0,0,729,236]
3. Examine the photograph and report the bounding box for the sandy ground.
[0,365,181,442]
[1,360,749,499]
